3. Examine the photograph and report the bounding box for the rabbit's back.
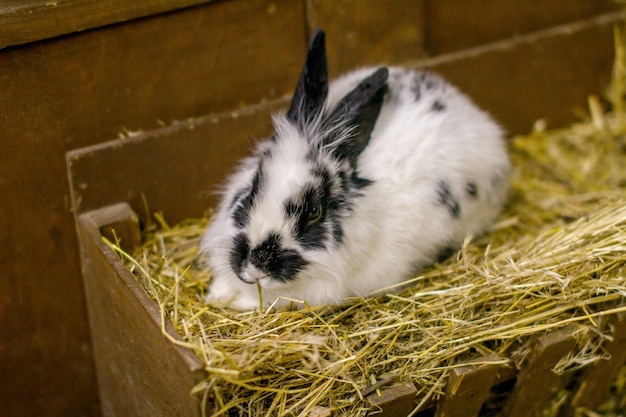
[328,68,510,286]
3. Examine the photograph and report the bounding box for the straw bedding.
[108,29,626,417]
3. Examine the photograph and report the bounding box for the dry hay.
[106,28,626,417]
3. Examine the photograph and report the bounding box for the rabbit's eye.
[306,203,323,226]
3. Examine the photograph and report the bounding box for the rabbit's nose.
[241,264,268,283]
[247,232,308,283]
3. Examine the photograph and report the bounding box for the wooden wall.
[0,1,621,416]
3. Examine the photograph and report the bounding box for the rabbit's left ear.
[325,67,389,168]
[287,29,328,125]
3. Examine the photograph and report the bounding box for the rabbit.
[200,29,510,311]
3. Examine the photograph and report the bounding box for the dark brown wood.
[414,11,626,134]
[77,203,205,417]
[0,0,214,49]
[306,0,426,77]
[566,314,626,415]
[499,327,577,417]
[436,354,515,417]
[98,206,142,254]
[367,380,418,417]
[67,98,283,223]
[424,0,621,54]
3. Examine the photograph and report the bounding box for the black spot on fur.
[351,172,373,190]
[257,146,273,159]
[312,164,331,183]
[466,182,478,198]
[424,73,437,90]
[431,100,446,112]
[250,233,308,282]
[232,203,248,229]
[436,180,461,218]
[412,71,442,102]
[229,188,247,210]
[229,233,250,276]
[337,170,349,193]
[332,223,344,245]
[411,72,422,101]
[231,164,264,228]
[336,170,373,210]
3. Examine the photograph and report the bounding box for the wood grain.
[568,314,626,415]
[0,0,213,49]
[436,354,515,417]
[499,327,576,417]
[424,0,621,54]
[306,0,426,77]
[77,203,205,417]
[413,11,624,133]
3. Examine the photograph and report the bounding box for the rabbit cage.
[68,2,626,416]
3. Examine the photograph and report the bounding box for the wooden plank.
[436,354,515,417]
[416,11,626,133]
[499,327,577,417]
[67,98,283,224]
[0,0,213,49]
[96,201,142,254]
[77,203,205,417]
[567,314,626,415]
[366,380,418,417]
[424,0,621,54]
[306,0,426,77]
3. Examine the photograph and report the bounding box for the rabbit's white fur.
[201,67,510,310]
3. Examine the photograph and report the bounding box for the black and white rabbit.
[200,30,510,310]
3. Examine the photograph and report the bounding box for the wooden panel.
[567,314,626,415]
[77,203,205,417]
[0,1,305,415]
[67,99,283,223]
[306,0,426,77]
[366,380,418,417]
[417,11,625,134]
[0,0,304,153]
[499,327,576,417]
[436,354,515,417]
[424,0,621,54]
[0,0,212,49]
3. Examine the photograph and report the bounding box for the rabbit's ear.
[287,29,328,125]
[325,67,389,167]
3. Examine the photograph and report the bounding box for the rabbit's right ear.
[287,29,328,125]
